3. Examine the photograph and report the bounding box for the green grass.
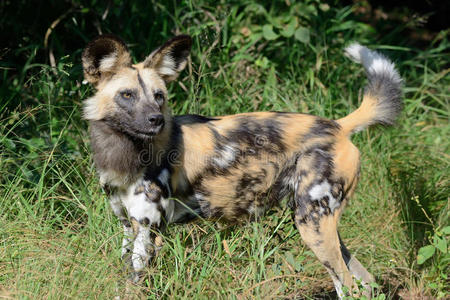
[1,1,449,298]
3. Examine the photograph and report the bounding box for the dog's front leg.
[105,186,134,265]
[124,180,172,283]
[128,218,157,282]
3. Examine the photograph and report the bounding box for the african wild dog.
[81,35,402,297]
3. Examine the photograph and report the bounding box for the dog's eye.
[154,91,165,105]
[121,91,132,99]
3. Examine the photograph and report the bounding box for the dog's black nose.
[148,114,164,126]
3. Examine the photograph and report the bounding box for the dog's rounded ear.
[82,35,132,86]
[143,35,192,82]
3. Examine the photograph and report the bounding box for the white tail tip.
[344,42,401,83]
[344,43,365,63]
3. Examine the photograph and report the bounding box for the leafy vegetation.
[1,0,448,298]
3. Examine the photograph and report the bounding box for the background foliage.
[1,0,448,298]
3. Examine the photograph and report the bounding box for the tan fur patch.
[180,124,216,182]
[295,212,354,289]
[332,137,360,186]
[200,157,279,218]
[84,68,138,120]
[337,95,378,135]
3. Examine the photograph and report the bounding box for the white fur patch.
[132,226,151,271]
[213,144,237,168]
[83,96,100,120]
[122,224,133,256]
[308,180,340,212]
[160,196,175,223]
[120,181,161,225]
[309,181,331,200]
[344,43,365,63]
[116,179,176,225]
[118,179,175,272]
[158,56,176,77]
[247,204,266,217]
[332,277,344,299]
[99,52,118,72]
[194,192,204,201]
[108,194,134,256]
[283,175,299,191]
[130,199,161,226]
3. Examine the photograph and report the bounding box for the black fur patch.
[305,118,341,139]
[304,145,335,181]
[83,34,129,71]
[235,172,264,198]
[144,35,192,71]
[339,234,352,267]
[229,117,286,155]
[137,72,151,101]
[165,35,192,70]
[103,183,118,196]
[294,148,343,227]
[140,217,150,225]
[198,200,224,219]
[143,168,172,199]
[121,219,131,227]
[323,261,339,281]
[174,114,218,125]
[190,116,287,193]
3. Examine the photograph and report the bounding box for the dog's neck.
[88,120,172,187]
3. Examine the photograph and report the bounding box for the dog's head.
[82,35,191,140]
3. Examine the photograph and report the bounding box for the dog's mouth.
[103,116,165,140]
[133,123,165,139]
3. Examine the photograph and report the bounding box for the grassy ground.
[1,1,449,299]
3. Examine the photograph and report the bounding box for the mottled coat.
[81,35,402,298]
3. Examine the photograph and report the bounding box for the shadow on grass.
[386,149,448,296]
[306,290,338,299]
[306,284,403,299]
[389,153,447,247]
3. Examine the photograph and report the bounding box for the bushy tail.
[337,43,403,136]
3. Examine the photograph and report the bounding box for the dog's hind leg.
[292,148,374,297]
[339,234,375,294]
[294,203,353,298]
[290,150,353,297]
